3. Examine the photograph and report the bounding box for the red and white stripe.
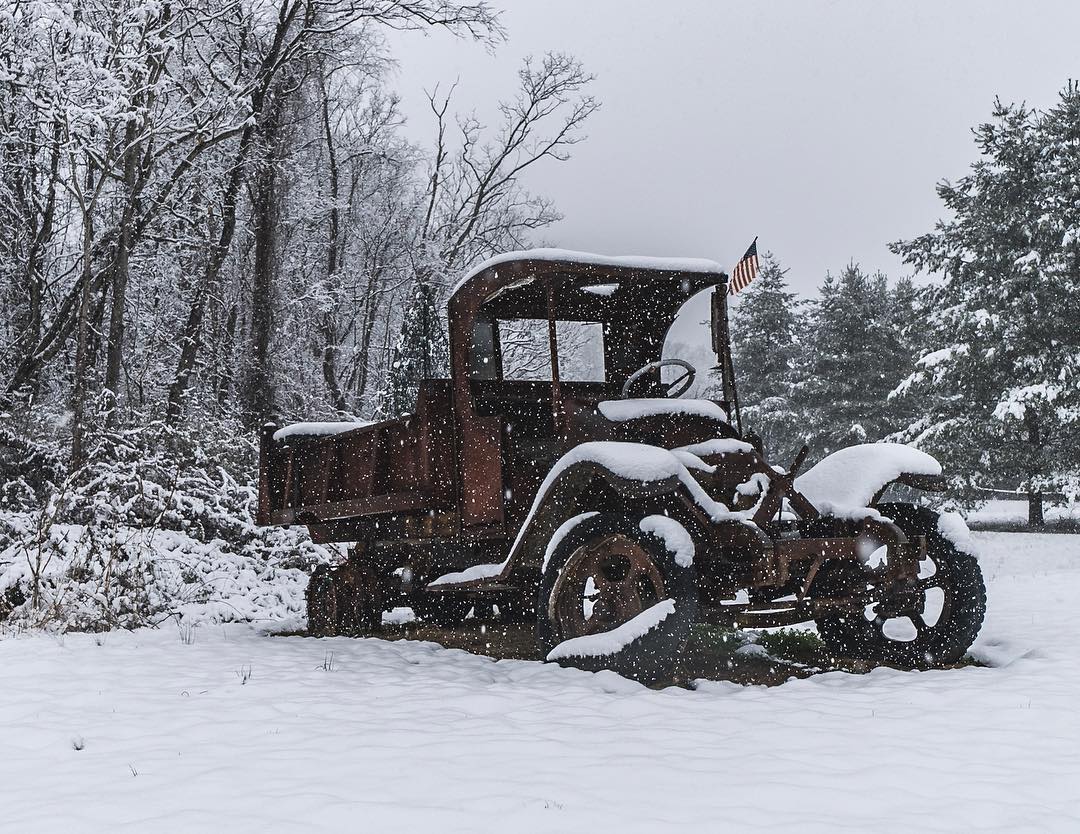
[728,239,759,295]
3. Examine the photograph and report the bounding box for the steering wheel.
[620,359,697,399]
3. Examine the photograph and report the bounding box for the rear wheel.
[306,563,384,637]
[537,514,698,684]
[306,566,337,637]
[815,505,985,668]
[411,593,474,627]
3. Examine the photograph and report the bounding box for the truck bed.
[258,381,457,528]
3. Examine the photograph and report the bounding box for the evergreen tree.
[800,264,914,460]
[726,253,806,464]
[376,279,449,418]
[882,275,924,442]
[890,87,1080,522]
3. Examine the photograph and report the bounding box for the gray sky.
[387,0,1080,297]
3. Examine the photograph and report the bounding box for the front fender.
[793,443,944,513]
[428,441,754,591]
[501,448,706,577]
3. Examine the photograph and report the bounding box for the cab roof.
[449,248,726,304]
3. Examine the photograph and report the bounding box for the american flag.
[728,238,759,295]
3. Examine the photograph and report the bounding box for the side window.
[498,319,552,381]
[556,321,605,382]
[470,319,499,380]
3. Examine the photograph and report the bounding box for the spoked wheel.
[306,563,384,637]
[815,505,986,668]
[538,514,697,684]
[550,535,666,638]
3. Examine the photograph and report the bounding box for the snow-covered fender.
[499,441,742,579]
[793,443,946,514]
[425,441,722,591]
[427,441,767,592]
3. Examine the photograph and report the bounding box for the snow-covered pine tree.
[890,88,1080,523]
[1034,85,1080,505]
[376,278,449,418]
[882,274,923,435]
[799,264,915,461]
[725,253,807,465]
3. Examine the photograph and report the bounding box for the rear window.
[499,319,552,381]
[556,321,605,382]
[496,319,606,382]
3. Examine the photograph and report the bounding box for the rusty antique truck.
[258,250,985,682]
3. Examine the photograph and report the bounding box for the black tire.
[411,593,474,627]
[306,565,337,637]
[815,504,986,668]
[537,514,698,684]
[306,564,383,637]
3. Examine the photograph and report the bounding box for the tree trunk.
[352,269,384,410]
[165,0,307,424]
[165,120,256,425]
[1027,490,1044,527]
[244,135,279,425]
[9,120,62,400]
[217,304,238,409]
[1019,408,1045,527]
[70,199,96,469]
[319,73,347,415]
[1023,407,1045,528]
[104,117,140,414]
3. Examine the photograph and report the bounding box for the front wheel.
[815,505,986,668]
[537,514,698,684]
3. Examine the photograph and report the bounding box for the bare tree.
[164,0,501,423]
[0,2,605,465]
[373,53,598,416]
[421,53,599,274]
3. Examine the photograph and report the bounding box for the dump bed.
[257,381,457,529]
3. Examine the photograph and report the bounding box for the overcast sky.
[387,0,1080,297]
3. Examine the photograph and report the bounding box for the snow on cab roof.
[449,248,725,299]
[273,421,372,441]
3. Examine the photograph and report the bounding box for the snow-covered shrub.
[0,411,64,510]
[0,404,343,632]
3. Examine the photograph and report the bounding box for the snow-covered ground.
[968,499,1080,526]
[2,532,1078,833]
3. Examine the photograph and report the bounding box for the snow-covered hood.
[794,443,943,512]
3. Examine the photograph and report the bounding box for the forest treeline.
[0,0,599,459]
[1,0,1078,531]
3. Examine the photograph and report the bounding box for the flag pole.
[726,323,743,437]
[714,236,758,437]
[711,276,743,436]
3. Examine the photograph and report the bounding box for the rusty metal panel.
[459,414,505,528]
